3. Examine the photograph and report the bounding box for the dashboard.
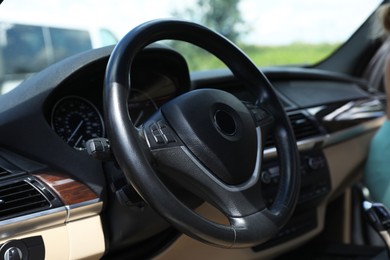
[0,43,385,259]
[45,45,190,151]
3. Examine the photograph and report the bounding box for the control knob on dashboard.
[0,241,27,260]
[307,156,326,170]
[4,247,23,260]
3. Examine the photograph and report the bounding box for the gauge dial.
[51,96,105,150]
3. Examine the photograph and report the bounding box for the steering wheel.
[104,19,300,248]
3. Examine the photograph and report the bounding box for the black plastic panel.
[254,150,331,251]
[274,80,370,108]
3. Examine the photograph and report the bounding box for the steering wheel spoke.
[149,141,266,218]
[142,111,183,150]
[244,102,275,145]
[244,102,274,127]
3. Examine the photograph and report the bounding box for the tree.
[169,0,247,71]
[174,0,246,43]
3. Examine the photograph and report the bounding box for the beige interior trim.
[0,215,105,260]
[0,199,102,242]
[0,224,70,260]
[321,130,378,245]
[67,216,105,260]
[155,203,327,260]
[323,130,375,194]
[0,208,67,241]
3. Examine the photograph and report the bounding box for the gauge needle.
[67,120,84,143]
[74,135,84,148]
[134,110,144,126]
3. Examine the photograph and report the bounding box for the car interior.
[1,1,390,260]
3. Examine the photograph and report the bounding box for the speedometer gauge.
[51,96,105,150]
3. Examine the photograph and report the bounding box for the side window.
[49,27,92,62]
[2,24,48,74]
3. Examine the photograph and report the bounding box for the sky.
[0,0,383,45]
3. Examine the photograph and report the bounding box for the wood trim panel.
[34,172,98,205]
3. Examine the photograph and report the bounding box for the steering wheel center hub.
[161,89,258,185]
[214,110,237,136]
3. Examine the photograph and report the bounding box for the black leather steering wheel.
[104,19,300,248]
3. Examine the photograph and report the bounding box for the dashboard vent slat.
[0,166,13,178]
[289,113,321,140]
[265,112,322,148]
[0,181,51,220]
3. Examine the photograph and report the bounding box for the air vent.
[265,112,321,148]
[0,180,51,220]
[0,157,25,180]
[0,166,12,178]
[289,113,321,140]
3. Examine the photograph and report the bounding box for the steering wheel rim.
[104,19,300,248]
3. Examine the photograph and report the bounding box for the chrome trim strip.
[24,178,53,208]
[0,207,67,239]
[65,205,71,221]
[264,116,385,160]
[264,136,326,160]
[0,207,67,227]
[67,200,103,222]
[322,116,385,147]
[68,198,101,210]
[0,199,103,240]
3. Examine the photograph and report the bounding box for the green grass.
[241,42,341,67]
[171,42,341,71]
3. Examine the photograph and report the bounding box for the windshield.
[0,0,382,93]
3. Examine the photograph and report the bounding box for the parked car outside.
[0,20,117,93]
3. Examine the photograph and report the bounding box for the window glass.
[0,0,385,75]
[49,28,92,62]
[2,24,47,74]
[167,0,384,70]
